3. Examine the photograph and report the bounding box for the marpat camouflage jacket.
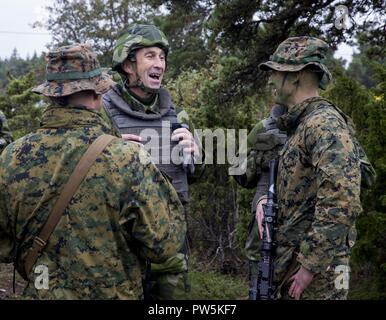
[274,97,362,282]
[0,105,185,299]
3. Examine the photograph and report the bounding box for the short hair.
[49,90,98,107]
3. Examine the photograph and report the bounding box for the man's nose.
[153,57,165,69]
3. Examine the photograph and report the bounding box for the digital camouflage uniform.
[0,110,13,153]
[0,44,186,299]
[258,37,370,300]
[232,105,286,299]
[103,24,204,300]
[232,105,286,262]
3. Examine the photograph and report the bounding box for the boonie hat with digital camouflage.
[32,44,114,97]
[259,36,332,89]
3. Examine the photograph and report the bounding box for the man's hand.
[288,265,314,300]
[171,128,199,158]
[255,197,268,239]
[121,134,143,145]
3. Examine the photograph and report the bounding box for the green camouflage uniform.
[275,96,364,300]
[0,44,186,300]
[0,110,13,153]
[104,24,203,300]
[232,105,286,261]
[232,105,286,299]
[258,37,366,300]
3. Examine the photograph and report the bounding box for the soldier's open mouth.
[149,73,161,80]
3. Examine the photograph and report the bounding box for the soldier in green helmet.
[0,43,185,299]
[103,24,204,300]
[253,36,374,299]
[0,110,13,153]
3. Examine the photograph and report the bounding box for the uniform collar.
[119,82,160,114]
[40,104,111,131]
[277,96,323,132]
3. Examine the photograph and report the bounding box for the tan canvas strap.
[24,134,117,277]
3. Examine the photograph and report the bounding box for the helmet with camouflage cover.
[32,43,114,97]
[259,36,332,89]
[112,24,169,74]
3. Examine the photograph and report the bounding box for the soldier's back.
[0,107,184,299]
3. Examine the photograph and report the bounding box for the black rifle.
[255,159,279,300]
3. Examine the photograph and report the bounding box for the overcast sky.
[0,0,356,65]
[0,0,52,59]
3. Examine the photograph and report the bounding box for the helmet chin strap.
[280,71,299,97]
[275,71,298,109]
[125,61,160,94]
[280,72,289,89]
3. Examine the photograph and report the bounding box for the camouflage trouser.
[148,252,190,300]
[278,266,349,300]
[246,215,350,300]
[245,216,260,262]
[245,179,267,262]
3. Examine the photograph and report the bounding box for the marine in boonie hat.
[32,43,115,97]
[259,36,332,89]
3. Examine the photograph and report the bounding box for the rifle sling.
[24,134,117,277]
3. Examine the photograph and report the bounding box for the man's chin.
[146,77,163,89]
[274,97,286,105]
[145,80,161,89]
[147,85,161,91]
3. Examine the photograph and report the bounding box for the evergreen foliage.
[0,0,384,299]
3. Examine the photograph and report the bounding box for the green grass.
[348,274,385,300]
[183,269,248,300]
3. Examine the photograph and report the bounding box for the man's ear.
[92,93,103,110]
[299,69,320,88]
[121,59,135,76]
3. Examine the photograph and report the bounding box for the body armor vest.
[103,86,189,203]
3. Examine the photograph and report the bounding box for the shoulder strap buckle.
[33,236,47,251]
